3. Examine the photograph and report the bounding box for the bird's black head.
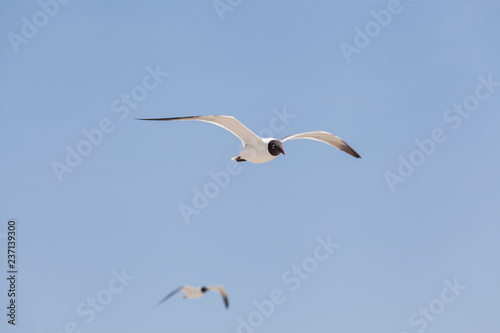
[201,286,208,293]
[268,140,285,156]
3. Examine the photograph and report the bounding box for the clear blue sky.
[1,1,499,332]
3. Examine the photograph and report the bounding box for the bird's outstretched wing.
[157,286,183,306]
[207,285,229,309]
[136,115,261,146]
[281,131,361,159]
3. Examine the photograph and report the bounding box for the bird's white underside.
[233,137,279,164]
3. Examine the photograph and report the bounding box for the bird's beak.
[280,148,285,156]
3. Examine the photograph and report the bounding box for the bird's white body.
[181,286,204,299]
[233,137,279,164]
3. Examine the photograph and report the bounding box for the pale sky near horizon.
[1,1,500,332]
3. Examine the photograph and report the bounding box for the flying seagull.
[137,115,361,163]
[157,285,229,309]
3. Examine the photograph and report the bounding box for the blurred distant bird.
[157,285,229,309]
[137,115,361,163]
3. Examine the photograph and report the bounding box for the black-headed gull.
[157,285,229,309]
[137,115,361,163]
